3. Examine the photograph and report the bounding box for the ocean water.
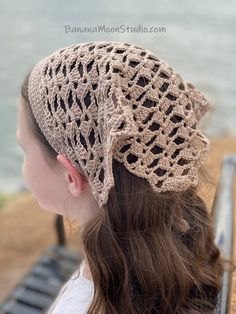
[0,0,235,193]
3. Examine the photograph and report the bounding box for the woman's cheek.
[22,158,26,180]
[22,158,31,190]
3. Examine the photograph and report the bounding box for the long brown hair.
[20,71,230,313]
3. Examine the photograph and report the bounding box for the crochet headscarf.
[28,41,211,208]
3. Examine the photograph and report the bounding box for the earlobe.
[57,154,84,198]
[67,172,82,197]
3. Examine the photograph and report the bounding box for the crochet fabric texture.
[28,41,211,208]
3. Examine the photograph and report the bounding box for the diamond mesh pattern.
[28,41,211,208]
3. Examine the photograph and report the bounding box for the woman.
[17,41,226,313]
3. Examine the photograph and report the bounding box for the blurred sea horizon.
[0,0,235,194]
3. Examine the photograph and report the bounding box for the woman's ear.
[56,154,86,197]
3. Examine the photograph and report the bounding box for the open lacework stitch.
[28,42,210,208]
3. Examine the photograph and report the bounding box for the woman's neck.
[82,258,93,281]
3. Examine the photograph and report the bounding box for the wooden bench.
[0,155,235,314]
[0,215,83,314]
[212,155,236,313]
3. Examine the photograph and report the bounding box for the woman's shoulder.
[46,259,94,314]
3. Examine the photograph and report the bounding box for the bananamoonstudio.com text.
[64,24,167,34]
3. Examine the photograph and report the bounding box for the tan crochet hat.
[28,41,211,208]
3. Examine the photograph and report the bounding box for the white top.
[47,259,94,314]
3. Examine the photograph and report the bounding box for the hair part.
[20,70,232,313]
